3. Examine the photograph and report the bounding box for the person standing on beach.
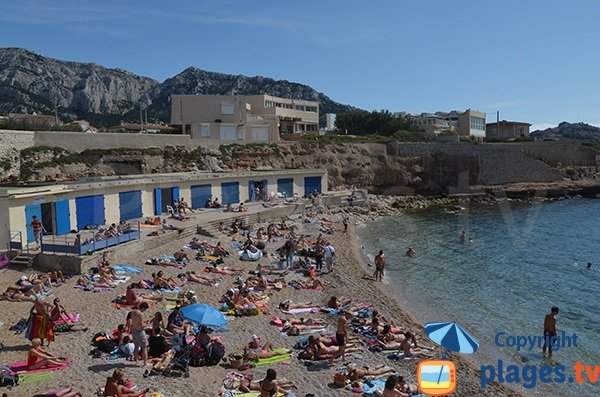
[329,311,351,365]
[373,250,385,282]
[30,215,46,248]
[324,241,336,273]
[343,215,349,233]
[542,306,559,358]
[130,302,149,366]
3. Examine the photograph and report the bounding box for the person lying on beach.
[125,284,163,308]
[16,276,48,294]
[185,271,220,286]
[104,369,149,397]
[152,271,181,290]
[327,296,352,309]
[147,258,184,269]
[26,271,65,287]
[234,202,248,212]
[311,334,362,348]
[27,338,67,370]
[295,279,326,290]
[379,331,435,357]
[279,300,315,311]
[243,345,293,361]
[347,364,396,381]
[205,263,243,275]
[47,387,84,397]
[307,337,362,359]
[160,220,183,234]
[3,286,35,301]
[224,203,233,212]
[76,276,114,290]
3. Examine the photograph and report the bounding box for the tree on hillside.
[335,110,413,135]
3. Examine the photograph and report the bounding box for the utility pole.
[139,102,143,134]
[496,110,500,140]
[54,95,58,126]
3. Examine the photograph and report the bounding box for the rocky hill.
[531,122,600,141]
[0,48,355,127]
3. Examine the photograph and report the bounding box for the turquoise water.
[357,199,600,396]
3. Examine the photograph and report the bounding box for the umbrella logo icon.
[417,321,479,396]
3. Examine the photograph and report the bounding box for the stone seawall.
[0,130,35,177]
[386,142,563,187]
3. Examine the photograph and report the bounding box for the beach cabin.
[0,168,327,254]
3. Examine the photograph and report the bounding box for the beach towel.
[158,287,182,294]
[252,353,292,366]
[231,242,242,249]
[9,358,70,374]
[16,370,54,385]
[53,313,80,324]
[239,250,262,261]
[361,379,385,396]
[281,307,319,314]
[25,313,54,342]
[113,264,143,274]
[198,255,219,263]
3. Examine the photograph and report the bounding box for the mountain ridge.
[0,48,355,126]
[530,122,600,141]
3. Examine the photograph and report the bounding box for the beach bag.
[0,365,18,387]
[205,341,225,366]
[333,372,347,388]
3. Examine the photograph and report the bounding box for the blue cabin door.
[221,182,240,205]
[277,178,294,198]
[154,188,162,215]
[248,180,255,202]
[261,179,268,199]
[25,204,42,243]
[171,186,180,202]
[191,184,212,209]
[119,191,143,221]
[54,200,71,235]
[76,195,105,230]
[304,176,322,197]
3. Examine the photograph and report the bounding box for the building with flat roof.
[0,169,327,253]
[486,120,531,140]
[407,109,486,139]
[170,94,319,143]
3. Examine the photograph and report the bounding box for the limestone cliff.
[7,142,564,195]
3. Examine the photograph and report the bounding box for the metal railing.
[8,230,23,253]
[41,222,141,255]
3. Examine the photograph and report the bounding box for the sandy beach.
[0,204,524,397]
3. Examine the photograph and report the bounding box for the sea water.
[356,198,600,397]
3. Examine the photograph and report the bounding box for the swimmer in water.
[405,248,416,258]
[587,262,592,270]
[459,231,466,244]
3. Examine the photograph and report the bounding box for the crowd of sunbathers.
[73,221,134,246]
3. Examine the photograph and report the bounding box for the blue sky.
[2,0,600,130]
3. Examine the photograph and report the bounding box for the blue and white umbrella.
[424,321,479,354]
[180,304,228,327]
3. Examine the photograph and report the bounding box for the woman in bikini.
[152,271,180,290]
[258,369,293,397]
[125,284,162,307]
[348,364,396,381]
[103,369,149,397]
[244,345,292,361]
[186,271,219,286]
[278,300,315,311]
[27,338,67,370]
[239,376,296,393]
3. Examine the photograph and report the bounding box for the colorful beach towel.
[252,353,292,366]
[9,358,70,374]
[113,264,143,274]
[16,370,54,385]
[53,313,80,324]
[281,307,319,314]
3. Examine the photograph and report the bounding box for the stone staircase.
[10,251,36,268]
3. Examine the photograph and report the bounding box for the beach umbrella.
[424,321,479,354]
[180,304,228,327]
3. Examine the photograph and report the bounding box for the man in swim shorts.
[542,306,559,358]
[130,302,149,366]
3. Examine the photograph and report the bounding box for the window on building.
[221,104,234,115]
[264,100,273,108]
[201,123,210,137]
[295,105,305,111]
